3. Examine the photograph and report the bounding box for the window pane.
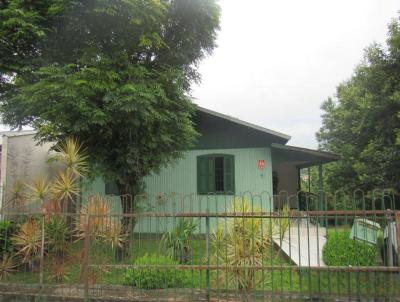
[215,157,224,192]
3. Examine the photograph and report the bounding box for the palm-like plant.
[99,221,127,250]
[76,195,112,239]
[52,137,88,177]
[12,219,42,264]
[3,179,26,211]
[52,170,79,208]
[76,195,127,249]
[48,261,70,283]
[46,215,70,256]
[211,199,289,291]
[28,175,51,204]
[162,218,197,263]
[0,254,17,280]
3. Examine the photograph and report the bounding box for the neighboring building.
[0,107,338,227]
[0,130,58,213]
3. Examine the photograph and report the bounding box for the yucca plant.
[52,137,89,177]
[99,221,127,250]
[3,179,26,211]
[162,218,197,263]
[76,195,127,253]
[76,195,112,240]
[48,261,70,283]
[27,176,51,204]
[46,215,70,257]
[211,199,289,291]
[0,254,17,280]
[12,219,42,266]
[52,170,79,203]
[42,199,62,221]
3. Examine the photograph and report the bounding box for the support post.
[396,212,400,266]
[318,164,325,226]
[206,215,210,302]
[387,211,394,267]
[83,214,90,301]
[39,213,45,287]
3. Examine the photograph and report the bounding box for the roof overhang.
[271,143,340,168]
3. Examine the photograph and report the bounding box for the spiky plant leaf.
[99,222,127,250]
[3,179,26,210]
[45,215,70,255]
[52,137,88,177]
[27,175,51,203]
[52,170,79,202]
[12,220,42,263]
[161,218,197,263]
[0,254,17,280]
[76,195,112,240]
[210,199,289,291]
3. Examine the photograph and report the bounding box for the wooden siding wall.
[83,147,273,233]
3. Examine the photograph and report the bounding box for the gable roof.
[196,106,291,142]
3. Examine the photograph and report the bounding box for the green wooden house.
[82,106,338,232]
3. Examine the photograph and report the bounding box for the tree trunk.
[115,181,139,261]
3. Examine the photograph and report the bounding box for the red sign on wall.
[257,160,265,170]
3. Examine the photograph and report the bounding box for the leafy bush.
[123,254,189,289]
[0,220,17,255]
[161,218,197,263]
[323,230,378,266]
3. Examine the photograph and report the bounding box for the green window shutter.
[197,156,210,194]
[207,157,215,193]
[224,155,235,194]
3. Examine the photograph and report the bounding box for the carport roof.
[271,143,340,168]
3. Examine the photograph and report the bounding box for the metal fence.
[0,191,399,301]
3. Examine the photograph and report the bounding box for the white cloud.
[192,0,399,148]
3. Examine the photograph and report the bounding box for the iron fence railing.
[0,191,399,301]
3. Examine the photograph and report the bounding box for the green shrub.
[123,254,189,289]
[323,230,378,266]
[0,221,17,255]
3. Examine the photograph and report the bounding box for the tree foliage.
[0,0,220,204]
[317,16,400,193]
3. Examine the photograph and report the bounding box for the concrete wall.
[0,133,58,212]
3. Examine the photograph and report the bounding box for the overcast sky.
[191,0,399,148]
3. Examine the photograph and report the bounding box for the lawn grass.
[5,235,399,298]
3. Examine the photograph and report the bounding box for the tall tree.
[0,0,220,246]
[317,16,400,194]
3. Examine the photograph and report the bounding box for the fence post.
[83,214,90,301]
[387,211,393,267]
[39,212,45,287]
[205,214,210,302]
[396,212,400,266]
